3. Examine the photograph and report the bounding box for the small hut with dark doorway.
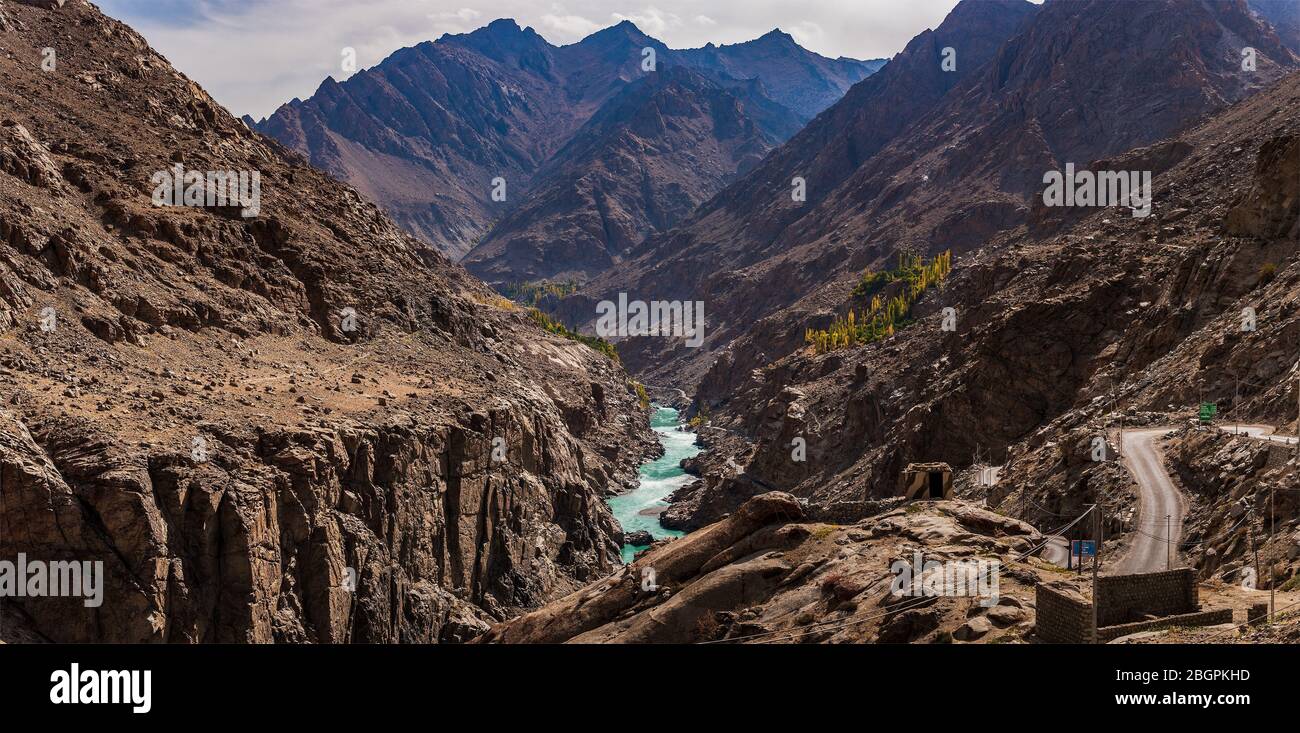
[898,462,953,501]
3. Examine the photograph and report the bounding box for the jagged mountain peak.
[754,28,798,45]
[574,18,661,50]
[461,60,791,286]
[257,16,883,260]
[439,17,555,67]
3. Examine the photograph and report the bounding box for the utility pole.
[1091,504,1100,645]
[1166,514,1172,570]
[1271,484,1276,622]
[1098,504,1105,573]
[1248,506,1260,599]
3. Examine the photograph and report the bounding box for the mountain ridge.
[257,18,885,261]
[563,0,1297,397]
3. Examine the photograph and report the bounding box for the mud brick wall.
[1097,569,1197,626]
[1035,584,1094,644]
[1097,608,1232,642]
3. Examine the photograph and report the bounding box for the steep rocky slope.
[475,492,1049,644]
[562,0,1295,397]
[663,32,1300,591]
[461,66,793,287]
[257,19,881,261]
[0,0,656,643]
[559,0,1039,380]
[1164,428,1300,586]
[1251,0,1300,54]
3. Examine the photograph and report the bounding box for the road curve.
[1221,424,1298,446]
[1113,427,1183,575]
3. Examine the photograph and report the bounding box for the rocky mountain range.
[0,0,658,643]
[563,0,1295,394]
[3,0,1300,649]
[256,19,883,266]
[481,0,1300,643]
[459,65,798,287]
[606,0,1300,589]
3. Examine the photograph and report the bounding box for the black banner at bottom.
[0,642,1287,720]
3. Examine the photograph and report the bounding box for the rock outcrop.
[476,493,1047,644]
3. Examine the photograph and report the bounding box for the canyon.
[4,0,1300,647]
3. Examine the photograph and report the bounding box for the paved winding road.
[1109,423,1296,574]
[1222,423,1298,446]
[1113,427,1182,574]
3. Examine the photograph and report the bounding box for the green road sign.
[1198,402,1217,422]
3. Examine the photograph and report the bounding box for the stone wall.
[1097,608,1233,641]
[802,497,904,524]
[1035,569,1208,643]
[1097,568,1197,626]
[1035,582,1094,643]
[1249,602,1270,624]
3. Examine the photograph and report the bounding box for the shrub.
[687,404,709,428]
[693,613,723,641]
[821,571,867,602]
[630,380,650,410]
[527,308,619,362]
[470,291,517,310]
[1259,262,1277,285]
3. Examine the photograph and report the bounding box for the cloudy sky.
[97,0,972,120]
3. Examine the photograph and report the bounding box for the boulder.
[986,604,1028,626]
[624,530,654,546]
[954,615,993,641]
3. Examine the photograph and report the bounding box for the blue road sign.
[1071,540,1096,557]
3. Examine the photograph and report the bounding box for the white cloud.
[541,13,603,40]
[610,7,684,37]
[96,0,971,118]
[787,21,825,49]
[427,8,484,36]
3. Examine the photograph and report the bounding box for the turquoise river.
[608,405,702,563]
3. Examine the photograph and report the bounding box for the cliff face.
[668,57,1300,555]
[1251,0,1300,53]
[0,0,654,642]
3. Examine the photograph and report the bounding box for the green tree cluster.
[504,280,580,307]
[805,250,952,355]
